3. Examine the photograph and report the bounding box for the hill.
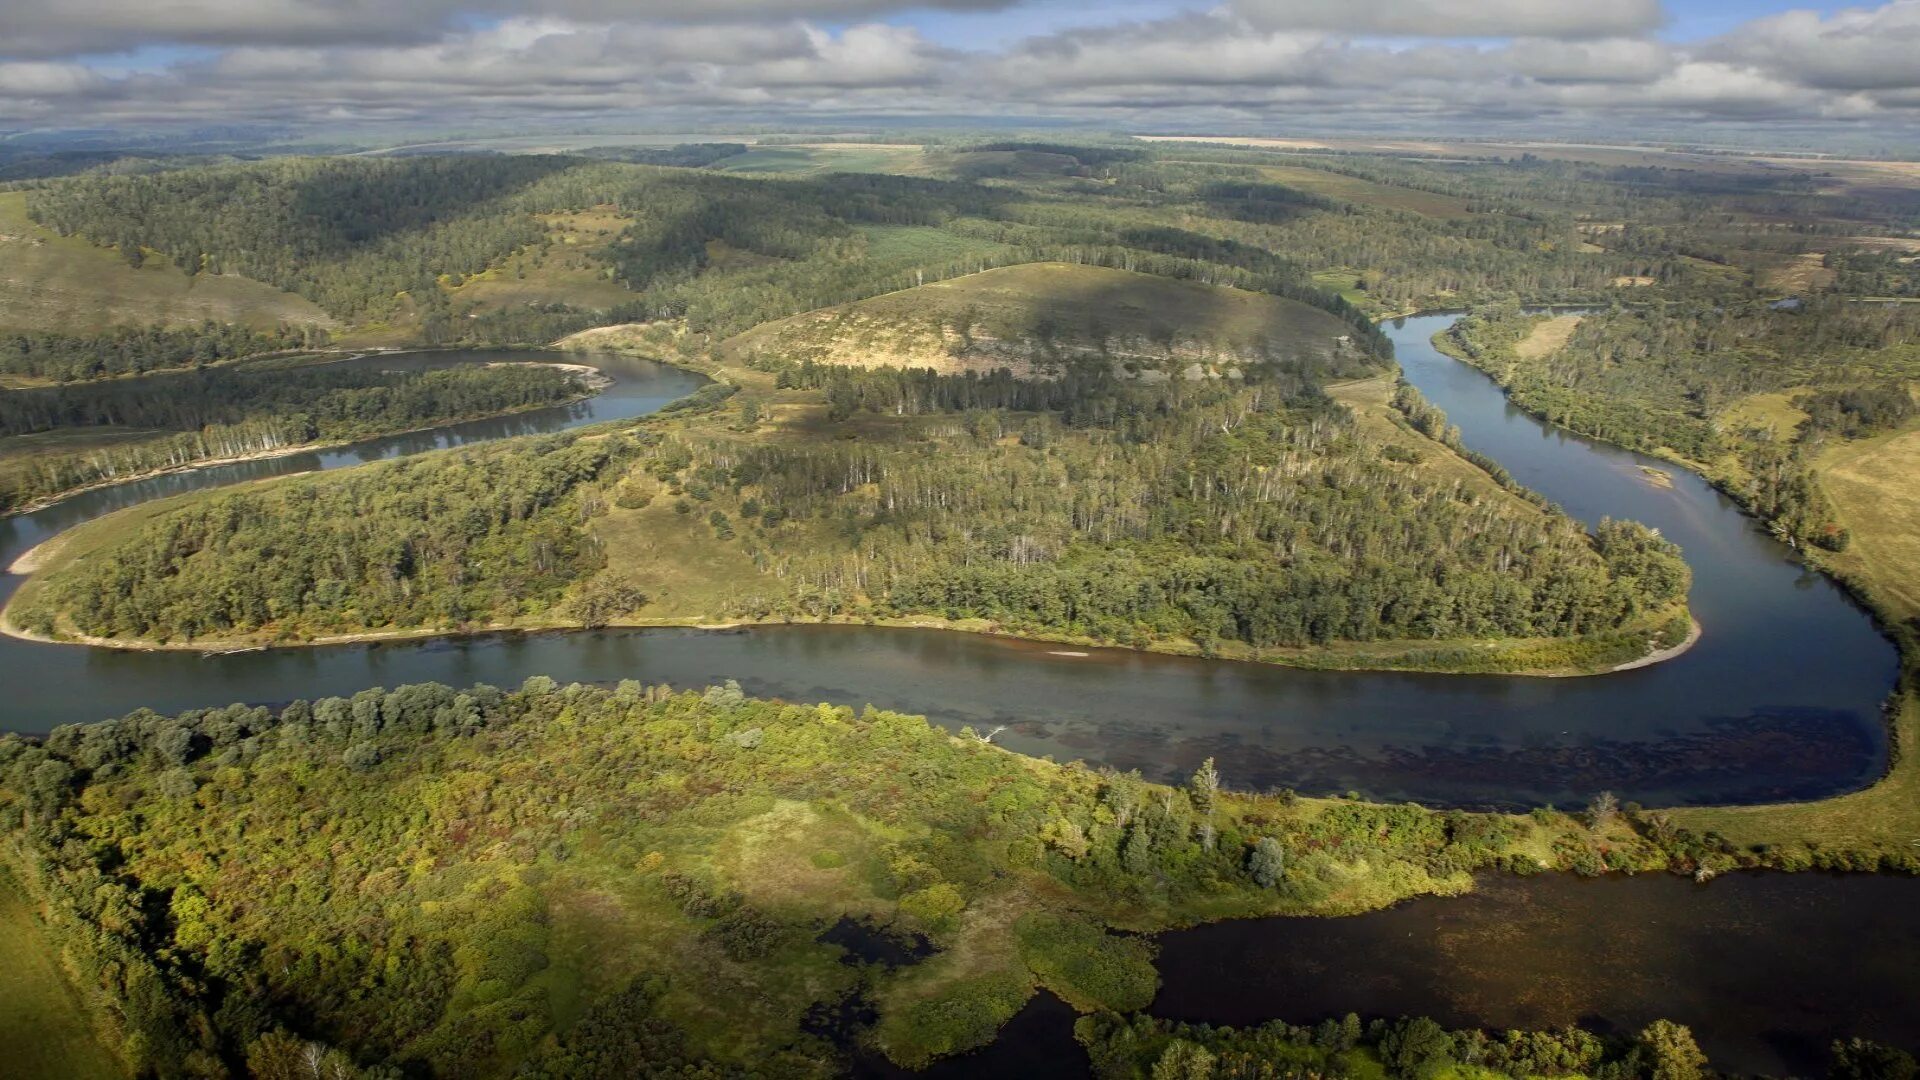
[0,191,331,335]
[720,263,1364,379]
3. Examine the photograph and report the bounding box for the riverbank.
[1425,315,1920,863]
[1,568,1697,679]
[0,360,606,520]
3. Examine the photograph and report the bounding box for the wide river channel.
[2,320,1915,1074]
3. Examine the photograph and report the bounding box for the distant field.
[0,870,122,1080]
[0,191,332,333]
[721,262,1357,376]
[1246,164,1473,218]
[710,144,932,176]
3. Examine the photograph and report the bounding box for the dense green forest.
[1,323,323,382]
[1444,300,1920,548]
[0,678,1760,1077]
[11,432,623,638]
[0,363,588,513]
[12,347,1689,662]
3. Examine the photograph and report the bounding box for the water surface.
[0,322,1899,810]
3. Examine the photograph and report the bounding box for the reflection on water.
[1152,872,1920,1077]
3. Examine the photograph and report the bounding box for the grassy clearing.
[0,869,124,1080]
[1719,390,1810,439]
[0,191,331,333]
[1815,423,1920,624]
[711,144,934,176]
[1512,314,1582,360]
[1246,164,1474,218]
[720,262,1355,376]
[448,208,639,315]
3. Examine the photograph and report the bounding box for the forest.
[1,323,322,382]
[11,432,624,639]
[0,363,588,513]
[0,677,1773,1078]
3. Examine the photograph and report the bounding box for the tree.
[1248,837,1286,888]
[1152,1039,1217,1080]
[1189,757,1220,818]
[1831,1039,1919,1080]
[1586,791,1619,829]
[1638,1020,1707,1080]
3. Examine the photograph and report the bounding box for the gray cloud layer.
[0,0,1916,132]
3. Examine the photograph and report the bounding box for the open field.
[1246,163,1474,217]
[449,207,639,314]
[720,262,1357,375]
[0,192,332,333]
[1817,423,1920,625]
[1512,314,1581,360]
[710,143,934,176]
[0,870,123,1080]
[1719,390,1809,438]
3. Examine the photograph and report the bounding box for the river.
[0,319,1898,810]
[0,324,1912,1075]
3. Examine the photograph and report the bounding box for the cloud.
[1228,0,1666,40]
[0,0,1916,132]
[0,0,1012,59]
[1708,1,1920,92]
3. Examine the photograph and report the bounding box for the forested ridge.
[1445,300,1919,549]
[0,678,1771,1077]
[0,363,588,513]
[15,145,1700,351]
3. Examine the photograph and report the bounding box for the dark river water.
[0,326,1913,1076]
[0,321,1898,810]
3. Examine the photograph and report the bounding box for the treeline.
[0,677,1764,1077]
[13,433,628,640]
[0,364,587,513]
[1445,299,1920,548]
[0,322,322,382]
[1079,1011,1748,1080]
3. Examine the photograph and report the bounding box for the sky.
[1,0,1918,140]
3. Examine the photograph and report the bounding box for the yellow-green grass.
[1512,314,1581,360]
[719,262,1356,375]
[0,869,124,1080]
[1246,164,1473,218]
[1815,423,1920,625]
[447,208,639,315]
[0,191,332,334]
[711,144,934,176]
[1718,390,1810,439]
